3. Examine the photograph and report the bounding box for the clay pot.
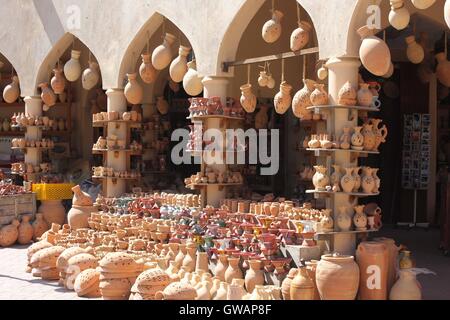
[362,123,376,151]
[195,252,209,273]
[39,83,57,107]
[0,219,20,247]
[183,60,203,96]
[82,62,100,90]
[213,282,229,300]
[281,268,297,300]
[306,260,320,300]
[436,52,450,87]
[405,36,424,64]
[39,200,66,227]
[361,167,375,194]
[389,0,410,31]
[290,267,314,300]
[341,168,355,193]
[51,67,66,94]
[174,244,186,268]
[240,84,257,113]
[18,215,34,245]
[292,79,316,119]
[72,185,93,206]
[3,76,20,104]
[156,96,169,115]
[312,165,329,191]
[214,254,228,281]
[155,282,197,300]
[274,81,293,115]
[358,26,391,76]
[357,83,373,107]
[68,206,97,230]
[152,33,176,70]
[64,50,82,82]
[32,213,49,241]
[224,257,243,284]
[74,269,101,298]
[389,269,421,300]
[351,126,364,150]
[290,21,312,52]
[170,46,191,83]
[356,241,388,300]
[262,10,283,43]
[139,54,157,84]
[337,207,352,232]
[320,209,334,232]
[316,254,360,300]
[182,244,197,272]
[124,73,143,105]
[338,81,357,106]
[310,84,328,106]
[353,205,368,231]
[411,0,436,9]
[245,260,264,294]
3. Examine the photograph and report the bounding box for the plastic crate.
[32,184,75,201]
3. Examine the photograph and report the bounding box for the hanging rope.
[303,55,307,79]
[383,30,386,42]
[271,0,275,13]
[281,58,285,82]
[446,31,448,57]
[162,17,166,39]
[146,31,150,54]
[247,64,251,85]
[296,2,301,23]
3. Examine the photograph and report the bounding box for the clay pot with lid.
[290,21,312,52]
[170,46,191,83]
[139,54,157,84]
[32,213,49,241]
[245,260,264,294]
[0,219,20,247]
[290,266,315,300]
[358,26,391,76]
[82,62,100,90]
[131,268,171,299]
[224,257,243,284]
[124,73,143,105]
[65,253,98,289]
[262,10,283,43]
[18,215,34,245]
[152,33,176,70]
[183,60,203,96]
[274,81,293,115]
[51,67,66,94]
[74,268,101,298]
[240,84,257,113]
[3,76,20,103]
[316,254,360,300]
[64,50,82,82]
[292,79,316,119]
[39,83,57,108]
[436,52,450,87]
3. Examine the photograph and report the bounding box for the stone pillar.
[325,57,361,255]
[24,97,42,166]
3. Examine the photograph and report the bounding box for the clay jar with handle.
[290,21,312,52]
[290,266,315,300]
[51,67,66,94]
[245,260,264,294]
[274,81,293,115]
[357,26,391,76]
[362,122,376,151]
[357,83,373,107]
[18,215,34,245]
[292,79,316,120]
[389,269,421,300]
[240,84,257,113]
[356,241,388,300]
[316,254,360,300]
[262,10,283,43]
[170,45,191,83]
[224,257,243,284]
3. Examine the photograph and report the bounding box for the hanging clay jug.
[292,79,316,119]
[152,33,177,70]
[82,62,100,90]
[240,84,257,113]
[281,268,297,300]
[290,21,312,52]
[0,219,20,247]
[258,71,269,87]
[215,254,228,281]
[341,168,355,193]
[32,213,48,241]
[361,167,375,194]
[183,60,203,96]
[390,269,421,300]
[389,0,410,31]
[337,207,352,231]
[351,126,364,150]
[357,83,373,107]
[262,10,283,43]
[124,73,143,105]
[316,254,360,300]
[435,52,450,87]
[356,241,388,300]
[50,67,66,95]
[274,81,293,115]
[139,53,157,84]
[170,46,191,83]
[362,123,376,151]
[224,257,243,284]
[39,83,57,107]
[182,244,197,272]
[412,0,436,9]
[39,200,66,227]
[64,50,82,82]
[17,215,34,245]
[255,105,269,129]
[310,84,328,106]
[156,96,169,115]
[290,266,315,300]
[312,165,329,191]
[320,209,334,232]
[3,76,20,104]
[358,26,391,76]
[353,205,368,231]
[338,81,357,106]
[245,260,264,294]
[446,0,450,31]
[405,36,424,64]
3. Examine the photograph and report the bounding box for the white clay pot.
[411,0,435,9]
[240,84,257,113]
[152,33,177,70]
[274,81,293,115]
[3,76,20,104]
[290,21,312,52]
[64,50,82,82]
[82,62,100,90]
[139,54,157,84]
[183,60,203,96]
[170,46,191,83]
[262,10,283,43]
[124,73,143,105]
[389,0,410,31]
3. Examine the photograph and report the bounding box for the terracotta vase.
[17,215,34,245]
[50,67,66,95]
[372,168,381,193]
[351,126,364,150]
[306,260,320,300]
[195,252,209,273]
[292,79,316,119]
[310,84,328,106]
[124,73,143,105]
[290,21,312,52]
[64,50,82,82]
[357,83,373,107]
[240,84,257,113]
[2,76,20,104]
[405,36,424,64]
[82,62,100,90]
[68,205,97,230]
[356,241,388,300]
[372,120,388,152]
[215,254,229,281]
[320,209,334,232]
[362,123,376,151]
[411,0,436,9]
[338,81,357,106]
[341,167,355,193]
[330,165,342,186]
[389,0,410,31]
[174,244,186,268]
[436,52,450,87]
[39,83,57,107]
[138,53,157,84]
[0,219,20,247]
[262,10,283,43]
[358,26,391,76]
[39,200,66,227]
[245,260,264,294]
[170,46,191,83]
[290,267,315,300]
[361,167,375,194]
[337,207,352,231]
[182,245,197,272]
[152,33,176,70]
[312,165,329,191]
[71,185,93,206]
[224,257,243,284]
[274,81,293,115]
[281,268,297,300]
[374,237,400,292]
[353,205,368,231]
[32,213,49,241]
[183,60,203,96]
[352,166,362,192]
[389,269,421,300]
[316,254,360,300]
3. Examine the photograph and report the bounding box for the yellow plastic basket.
[32,184,75,201]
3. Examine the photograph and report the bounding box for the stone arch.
[0,51,22,87]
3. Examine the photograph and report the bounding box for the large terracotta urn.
[281,268,297,300]
[405,36,424,64]
[32,213,49,241]
[51,67,66,94]
[389,269,421,300]
[435,52,450,87]
[214,254,228,281]
[64,50,82,82]
[124,73,143,105]
[358,26,391,76]
[68,206,97,230]
[39,200,66,227]
[290,267,315,300]
[274,81,293,115]
[39,82,57,107]
[292,79,316,119]
[312,165,329,191]
[139,54,157,84]
[316,254,360,300]
[183,60,203,96]
[356,241,388,300]
[374,237,400,292]
[262,10,283,43]
[245,260,264,294]
[82,62,100,90]
[152,33,176,70]
[17,215,34,245]
[240,84,257,113]
[2,75,20,103]
[0,219,20,247]
[170,46,191,83]
[224,257,243,284]
[389,0,410,31]
[290,21,312,52]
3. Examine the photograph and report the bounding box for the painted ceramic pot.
[341,167,355,193]
[338,81,357,106]
[64,50,82,82]
[152,33,177,70]
[357,83,373,107]
[353,205,368,231]
[274,81,293,115]
[320,209,334,232]
[290,21,312,52]
[351,126,364,150]
[310,84,328,106]
[262,10,284,43]
[170,45,191,83]
[292,79,316,119]
[362,123,376,151]
[358,26,391,76]
[312,165,329,191]
[361,167,375,194]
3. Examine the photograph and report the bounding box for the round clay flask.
[3,76,21,104]
[358,26,391,76]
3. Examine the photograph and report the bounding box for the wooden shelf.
[306,190,380,197]
[187,115,245,121]
[93,120,141,128]
[0,131,25,136]
[92,149,142,155]
[0,102,25,107]
[306,105,380,112]
[306,148,380,158]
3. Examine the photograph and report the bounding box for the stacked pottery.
[152,33,176,70]
[155,282,197,300]
[139,54,157,84]
[130,268,171,300]
[356,241,388,300]
[358,26,391,76]
[74,268,101,298]
[290,21,312,52]
[224,256,243,284]
[98,252,142,300]
[262,10,283,43]
[124,73,143,105]
[316,254,360,300]
[26,241,53,272]
[0,219,20,247]
[65,253,98,289]
[17,215,34,245]
[245,260,264,294]
[57,247,87,286]
[274,81,293,115]
[68,185,98,230]
[170,46,191,83]
[3,76,20,103]
[30,245,66,280]
[290,266,315,300]
[292,79,316,120]
[281,268,297,300]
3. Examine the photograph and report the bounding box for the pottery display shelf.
[11,146,52,152]
[306,148,380,161]
[92,120,141,129]
[187,114,245,121]
[306,190,380,198]
[186,182,243,191]
[92,149,142,156]
[306,105,380,121]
